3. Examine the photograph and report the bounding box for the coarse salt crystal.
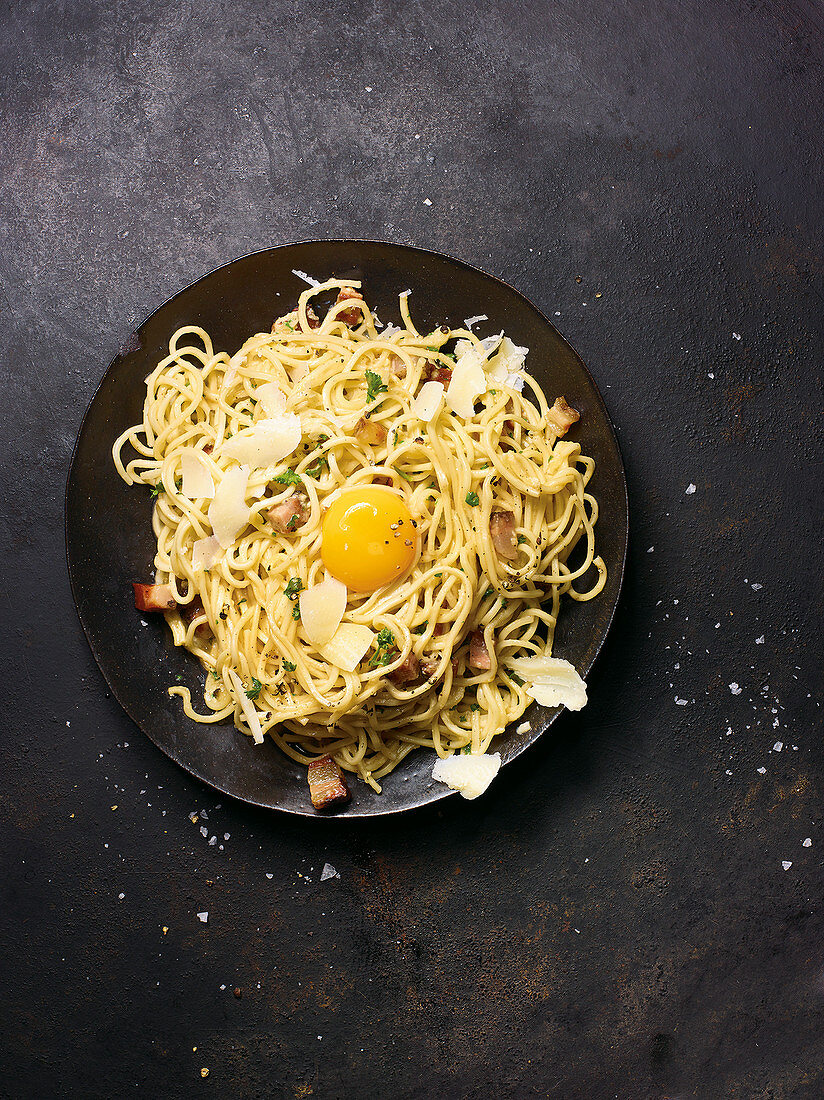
[782,861,792,871]
[751,583,763,591]
[197,912,209,923]
[757,767,766,774]
[756,636,765,645]
[773,742,783,752]
[729,683,742,695]
[118,893,125,900]
[320,863,339,881]
[685,483,696,495]
[423,198,432,206]
[733,332,741,340]
[803,838,812,847]
[675,698,688,706]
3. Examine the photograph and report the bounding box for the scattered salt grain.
[675,698,688,706]
[265,873,273,880]
[751,583,763,591]
[647,546,654,553]
[118,893,125,900]
[803,838,812,847]
[773,742,783,752]
[320,863,339,881]
[685,483,696,495]
[782,861,792,871]
[423,198,432,206]
[223,833,230,841]
[197,912,209,923]
[729,683,742,695]
[756,636,765,645]
[209,836,217,846]
[200,826,208,838]
[757,767,766,774]
[733,332,741,340]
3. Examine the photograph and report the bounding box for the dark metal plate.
[65,241,628,816]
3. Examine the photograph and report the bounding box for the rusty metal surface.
[1,0,822,1097]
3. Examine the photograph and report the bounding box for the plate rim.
[65,238,629,818]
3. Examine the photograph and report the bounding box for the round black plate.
[66,241,628,817]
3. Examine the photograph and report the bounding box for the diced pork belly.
[307,755,351,809]
[489,510,518,562]
[547,396,580,436]
[389,651,420,685]
[335,287,365,326]
[389,354,407,379]
[421,361,453,386]
[469,629,492,670]
[354,416,387,446]
[267,494,309,534]
[133,583,176,612]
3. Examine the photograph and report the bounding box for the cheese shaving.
[181,451,215,499]
[299,577,348,648]
[255,382,286,417]
[446,354,487,418]
[413,380,445,422]
[227,669,264,744]
[192,535,221,571]
[506,655,588,711]
[208,465,250,548]
[432,752,501,799]
[317,623,374,673]
[222,414,302,468]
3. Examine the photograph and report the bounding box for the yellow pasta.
[113,280,605,793]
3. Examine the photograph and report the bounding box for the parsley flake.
[272,469,303,487]
[365,370,388,404]
[284,577,304,600]
[245,677,263,700]
[465,491,480,506]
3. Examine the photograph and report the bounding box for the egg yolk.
[321,487,418,593]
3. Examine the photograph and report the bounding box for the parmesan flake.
[432,752,501,799]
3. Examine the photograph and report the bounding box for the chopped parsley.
[284,577,304,600]
[509,672,524,687]
[211,669,221,680]
[272,469,303,487]
[484,586,495,599]
[411,624,426,635]
[150,484,163,498]
[245,677,263,700]
[465,491,480,507]
[369,626,397,668]
[282,659,296,672]
[517,534,527,545]
[393,466,413,483]
[305,454,329,479]
[365,370,388,404]
[291,605,301,621]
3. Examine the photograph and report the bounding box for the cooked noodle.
[113,280,605,792]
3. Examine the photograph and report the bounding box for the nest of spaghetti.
[114,279,605,801]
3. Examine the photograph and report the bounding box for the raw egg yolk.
[321,487,418,593]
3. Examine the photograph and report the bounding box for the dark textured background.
[1,1,823,1097]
